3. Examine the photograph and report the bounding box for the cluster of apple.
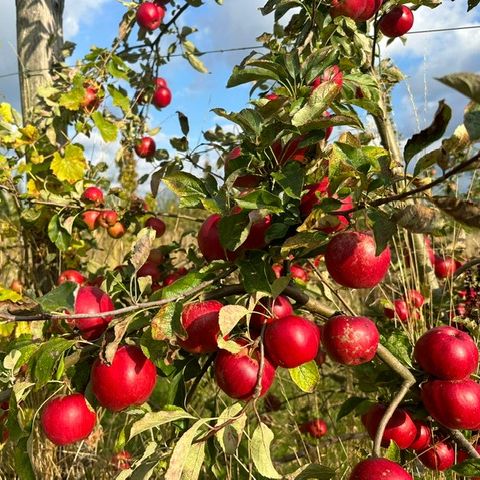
[80,81,102,114]
[330,0,414,38]
[384,289,425,323]
[136,1,167,31]
[135,77,172,110]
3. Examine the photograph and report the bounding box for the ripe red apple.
[421,378,480,430]
[224,146,262,188]
[240,214,271,251]
[136,2,164,30]
[264,315,320,368]
[198,214,232,262]
[265,93,279,100]
[82,186,104,206]
[137,261,161,283]
[356,0,382,21]
[145,217,166,238]
[322,315,379,365]
[330,0,367,20]
[135,136,156,158]
[409,419,431,451]
[98,210,119,228]
[154,77,168,88]
[41,393,96,446]
[91,345,157,411]
[81,85,100,113]
[112,451,132,470]
[82,210,101,230]
[250,296,294,330]
[214,341,276,400]
[74,286,114,340]
[177,301,223,354]
[300,418,328,438]
[414,326,478,380]
[419,439,455,471]
[434,255,458,279]
[273,136,309,164]
[290,264,309,283]
[379,6,414,38]
[325,231,391,288]
[348,458,412,480]
[58,269,86,286]
[311,65,344,92]
[272,264,283,278]
[406,289,424,308]
[384,299,409,322]
[152,86,172,108]
[108,222,126,239]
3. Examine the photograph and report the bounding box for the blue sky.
[1,0,479,187]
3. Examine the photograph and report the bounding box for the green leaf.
[238,252,271,294]
[219,305,249,337]
[92,111,118,143]
[271,161,305,199]
[236,190,283,214]
[289,360,320,393]
[108,84,130,113]
[437,72,480,103]
[212,108,263,136]
[36,281,76,312]
[465,101,480,142]
[403,101,452,164]
[51,143,87,184]
[251,423,282,479]
[451,458,480,476]
[280,232,327,256]
[160,271,206,300]
[0,287,22,302]
[215,403,247,455]
[218,213,250,251]
[381,331,413,368]
[369,210,397,256]
[292,464,336,480]
[106,55,131,80]
[129,409,195,440]
[14,436,35,480]
[163,172,208,209]
[384,440,401,462]
[227,65,281,89]
[58,74,85,110]
[336,396,370,421]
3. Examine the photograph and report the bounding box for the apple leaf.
[271,161,304,199]
[385,440,402,462]
[451,458,480,476]
[92,111,118,143]
[289,360,320,393]
[36,281,76,312]
[0,288,22,303]
[465,101,480,142]
[236,190,283,214]
[47,214,70,251]
[251,423,282,479]
[238,252,272,294]
[292,464,336,480]
[381,331,413,368]
[280,232,327,256]
[437,72,480,104]
[14,436,35,480]
[219,305,249,337]
[392,205,443,234]
[163,172,208,209]
[151,302,185,342]
[336,396,371,421]
[108,84,130,113]
[369,210,397,256]
[218,213,250,251]
[51,143,87,184]
[130,228,157,272]
[215,403,247,455]
[432,196,480,229]
[58,74,85,110]
[212,108,263,136]
[129,409,195,440]
[115,441,158,480]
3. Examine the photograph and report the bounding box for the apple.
[239,214,271,251]
[135,136,156,158]
[264,315,320,368]
[421,378,480,429]
[98,210,119,228]
[272,264,283,278]
[361,404,416,449]
[273,136,309,164]
[290,264,309,283]
[163,270,187,287]
[89,275,104,288]
[198,214,232,262]
[82,210,101,231]
[356,0,382,21]
[322,315,379,365]
[414,326,478,380]
[82,186,104,206]
[379,6,414,38]
[137,261,161,283]
[409,419,431,451]
[152,86,172,108]
[214,340,276,400]
[250,295,294,330]
[58,269,86,286]
[177,301,223,354]
[147,248,164,265]
[330,0,367,20]
[41,394,96,446]
[384,299,409,322]
[406,289,424,308]
[9,280,23,294]
[418,439,455,471]
[108,222,126,239]
[348,458,412,480]
[145,217,166,238]
[434,255,458,279]
[91,345,157,411]
[325,231,391,288]
[81,85,100,113]
[224,146,262,189]
[311,65,343,91]
[74,286,114,340]
[265,93,279,100]
[112,451,132,470]
[154,77,168,88]
[136,2,164,30]
[300,418,328,438]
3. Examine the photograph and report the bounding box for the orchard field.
[1,0,480,479]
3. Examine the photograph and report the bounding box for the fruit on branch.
[290,264,309,283]
[414,326,478,380]
[330,0,368,20]
[409,419,432,451]
[272,264,283,278]
[163,269,187,286]
[224,146,262,189]
[145,217,166,238]
[418,438,455,471]
[137,261,162,283]
[311,65,344,91]
[361,404,416,449]
[214,340,276,400]
[91,345,157,411]
[378,5,414,38]
[325,231,391,288]
[154,77,168,88]
[406,289,424,308]
[273,135,309,164]
[58,269,86,286]
[81,85,101,113]
[434,255,458,279]
[348,458,412,480]
[135,136,156,158]
[384,299,409,322]
[108,222,126,239]
[98,210,119,228]
[112,451,132,470]
[74,286,114,340]
[356,0,383,21]
[299,418,328,438]
[322,315,379,365]
[421,378,480,429]
[177,301,223,354]
[40,393,96,446]
[265,93,279,101]
[136,2,164,30]
[264,315,320,368]
[82,210,101,231]
[152,85,172,108]
[82,186,104,206]
[239,214,271,251]
[250,295,294,330]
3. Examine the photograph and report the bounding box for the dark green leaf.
[14,437,35,480]
[336,396,370,421]
[36,282,77,311]
[177,111,190,136]
[437,72,480,103]
[236,190,283,214]
[381,331,413,368]
[293,464,336,480]
[369,210,397,256]
[465,102,480,142]
[451,458,480,475]
[238,252,271,294]
[271,162,305,199]
[218,213,250,251]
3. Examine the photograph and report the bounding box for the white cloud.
[63,0,110,38]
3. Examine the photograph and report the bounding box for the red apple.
[265,93,279,100]
[325,231,391,288]
[414,326,478,380]
[356,0,382,21]
[154,77,168,88]
[330,0,367,20]
[58,269,86,286]
[152,86,172,108]
[98,210,119,228]
[290,264,309,283]
[300,418,328,438]
[348,458,412,480]
[240,214,271,251]
[112,451,132,470]
[82,210,101,231]
[137,261,161,283]
[197,214,232,262]
[406,289,424,308]
[272,264,283,278]
[91,345,157,411]
[418,439,455,471]
[177,301,223,354]
[264,315,320,368]
[145,217,166,238]
[384,299,409,322]
[74,286,114,340]
[273,136,309,164]
[250,296,294,330]
[214,341,275,400]
[311,65,344,92]
[409,419,431,451]
[379,6,414,38]
[322,315,379,365]
[135,136,156,158]
[434,255,458,279]
[136,2,164,30]
[9,280,23,294]
[421,378,480,430]
[81,85,100,113]
[224,146,262,188]
[108,222,126,239]
[41,394,96,446]
[82,186,104,206]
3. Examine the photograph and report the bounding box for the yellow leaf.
[0,322,14,337]
[29,151,44,165]
[19,125,39,142]
[27,179,40,196]
[0,103,14,123]
[51,144,87,183]
[15,322,31,337]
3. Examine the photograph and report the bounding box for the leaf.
[437,72,480,103]
[217,337,243,354]
[108,85,130,113]
[151,303,184,342]
[14,436,35,480]
[163,172,208,209]
[177,112,190,136]
[291,464,336,480]
[384,440,401,462]
[215,403,247,455]
[51,143,87,183]
[36,282,76,311]
[0,103,14,123]
[251,423,282,479]
[392,205,443,234]
[58,74,85,110]
[404,101,452,164]
[218,213,250,251]
[271,161,305,199]
[0,288,22,302]
[465,102,480,143]
[238,252,271,294]
[236,190,283,214]
[129,409,195,440]
[47,214,70,251]
[185,52,208,73]
[289,360,320,393]
[337,396,370,421]
[219,305,249,337]
[369,210,397,255]
[451,458,480,476]
[468,0,480,10]
[92,111,118,142]
[432,196,480,229]
[130,228,157,271]
[280,232,327,256]
[180,442,205,480]
[382,331,413,368]
[103,316,134,364]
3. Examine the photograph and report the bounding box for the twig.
[447,428,480,459]
[453,257,480,279]
[185,353,216,406]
